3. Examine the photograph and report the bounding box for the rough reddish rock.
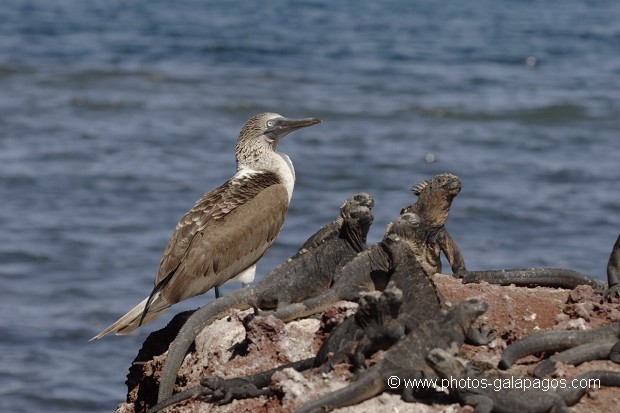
[115,275,620,413]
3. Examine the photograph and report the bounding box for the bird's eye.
[266,120,274,127]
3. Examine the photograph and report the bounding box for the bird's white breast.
[236,151,295,202]
[275,152,295,201]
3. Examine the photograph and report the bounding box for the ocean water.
[1,1,619,411]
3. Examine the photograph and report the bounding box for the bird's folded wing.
[155,171,288,304]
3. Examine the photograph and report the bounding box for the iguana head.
[200,374,225,390]
[402,173,461,228]
[384,212,444,277]
[384,212,422,239]
[448,297,488,330]
[341,192,375,210]
[340,193,374,237]
[426,348,468,380]
[341,204,374,252]
[356,291,381,322]
[380,282,405,319]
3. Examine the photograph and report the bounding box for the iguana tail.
[293,367,385,413]
[560,370,620,406]
[462,268,607,291]
[500,323,620,369]
[156,287,256,404]
[268,289,341,322]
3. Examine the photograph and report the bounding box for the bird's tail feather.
[90,293,170,340]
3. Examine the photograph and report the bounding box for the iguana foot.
[467,325,495,345]
[604,284,620,302]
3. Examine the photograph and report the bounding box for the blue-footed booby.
[91,113,320,339]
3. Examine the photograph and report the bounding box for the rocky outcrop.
[115,275,620,413]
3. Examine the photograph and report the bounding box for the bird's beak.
[267,117,321,140]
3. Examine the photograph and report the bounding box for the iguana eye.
[266,120,274,127]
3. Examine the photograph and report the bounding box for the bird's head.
[236,112,320,157]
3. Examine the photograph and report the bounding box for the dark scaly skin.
[260,242,391,322]
[386,217,447,317]
[499,321,620,370]
[155,194,374,405]
[427,348,620,413]
[149,287,405,412]
[319,230,448,371]
[313,285,406,372]
[462,268,607,291]
[604,233,620,300]
[534,339,620,378]
[262,212,443,322]
[401,172,466,276]
[293,298,492,413]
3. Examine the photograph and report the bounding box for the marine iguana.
[313,285,406,373]
[148,286,405,412]
[499,321,620,371]
[308,229,447,373]
[401,172,466,276]
[260,213,447,372]
[278,253,437,373]
[426,347,620,413]
[292,297,492,413]
[260,212,444,322]
[461,268,607,291]
[156,193,374,403]
[384,221,448,324]
[460,232,620,292]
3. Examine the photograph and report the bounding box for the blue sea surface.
[1,1,619,411]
